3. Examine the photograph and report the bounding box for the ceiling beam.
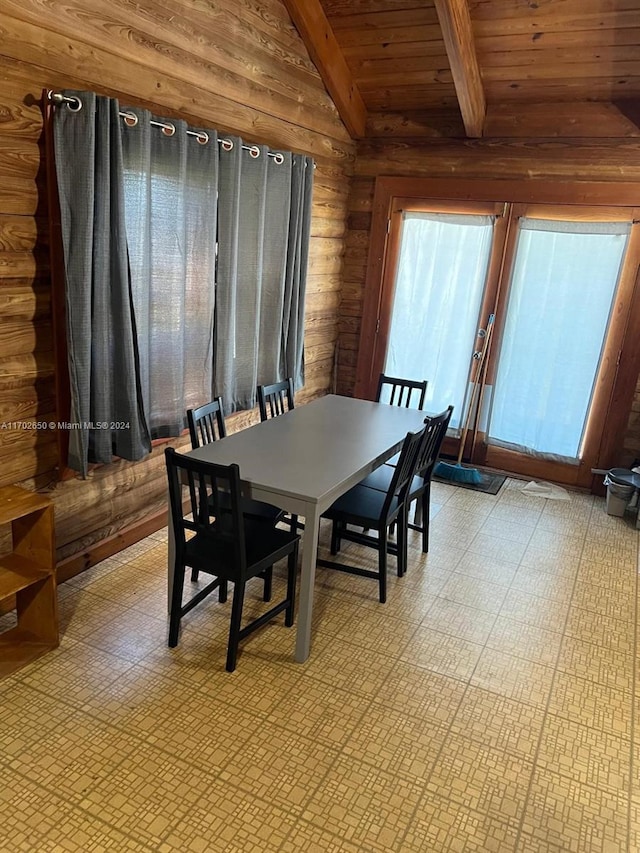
[281,0,367,139]
[433,0,486,138]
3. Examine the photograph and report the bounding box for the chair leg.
[290,514,299,534]
[330,520,340,555]
[168,563,186,647]
[285,548,298,627]
[226,580,246,672]
[397,509,408,577]
[219,580,228,603]
[378,530,388,604]
[421,485,431,553]
[190,568,199,582]
[263,567,273,602]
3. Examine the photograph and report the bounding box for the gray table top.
[187,394,427,505]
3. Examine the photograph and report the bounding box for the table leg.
[294,502,320,663]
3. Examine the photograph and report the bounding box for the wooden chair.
[360,407,453,554]
[376,373,428,410]
[256,378,301,532]
[318,427,425,603]
[165,448,299,672]
[257,378,295,421]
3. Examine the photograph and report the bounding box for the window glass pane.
[488,218,630,459]
[384,212,494,429]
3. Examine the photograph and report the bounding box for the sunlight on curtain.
[488,218,630,460]
[384,212,494,430]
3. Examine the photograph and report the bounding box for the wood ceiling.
[281,0,640,139]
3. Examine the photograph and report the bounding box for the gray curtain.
[120,110,218,437]
[284,154,314,389]
[216,140,314,412]
[53,91,313,472]
[53,90,151,477]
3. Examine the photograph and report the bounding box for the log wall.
[0,0,355,572]
[339,137,640,466]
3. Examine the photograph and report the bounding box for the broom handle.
[457,314,494,465]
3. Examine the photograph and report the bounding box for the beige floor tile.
[576,557,636,595]
[556,636,633,692]
[404,791,521,852]
[521,769,629,853]
[426,735,533,822]
[471,649,555,708]
[402,626,484,681]
[580,539,638,568]
[424,597,497,645]
[486,616,562,667]
[453,551,519,586]
[265,673,369,749]
[331,608,420,656]
[438,572,508,614]
[488,501,542,527]
[0,773,153,852]
[450,686,545,759]
[480,516,536,545]
[548,672,632,738]
[466,532,529,564]
[536,713,630,794]
[519,545,581,576]
[280,821,364,853]
[373,663,467,723]
[302,755,423,852]
[509,564,575,603]
[295,636,397,697]
[526,529,585,559]
[500,588,571,632]
[564,606,635,655]
[570,579,636,622]
[158,787,296,852]
[341,702,449,782]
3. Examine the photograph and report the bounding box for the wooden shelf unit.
[0,486,57,679]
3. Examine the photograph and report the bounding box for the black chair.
[360,407,453,554]
[165,448,299,672]
[257,378,295,421]
[256,378,301,533]
[318,427,425,603]
[187,397,285,526]
[376,373,428,410]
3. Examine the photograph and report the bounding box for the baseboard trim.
[56,508,168,584]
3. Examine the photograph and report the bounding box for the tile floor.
[1,478,639,852]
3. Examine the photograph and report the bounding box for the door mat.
[433,471,506,495]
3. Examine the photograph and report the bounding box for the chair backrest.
[376,373,428,410]
[381,427,426,519]
[187,397,227,449]
[165,447,246,569]
[257,378,295,421]
[415,406,454,481]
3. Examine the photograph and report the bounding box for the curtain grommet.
[123,112,138,127]
[273,153,284,165]
[221,138,234,152]
[248,145,260,159]
[67,97,83,112]
[196,131,209,145]
[162,122,176,137]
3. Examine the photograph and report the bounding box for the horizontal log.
[0,318,52,356]
[0,351,55,385]
[0,215,46,252]
[366,110,467,139]
[0,283,50,321]
[0,138,40,180]
[306,272,343,294]
[0,176,40,215]
[485,102,640,139]
[0,384,56,423]
[0,250,49,280]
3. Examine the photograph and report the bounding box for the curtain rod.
[47,91,292,165]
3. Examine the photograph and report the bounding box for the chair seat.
[186,521,299,578]
[322,483,401,528]
[360,465,423,497]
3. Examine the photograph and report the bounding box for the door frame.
[355,176,640,488]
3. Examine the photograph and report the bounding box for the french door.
[356,182,640,488]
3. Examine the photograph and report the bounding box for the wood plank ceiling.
[282,0,640,139]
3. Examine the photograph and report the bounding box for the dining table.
[170,394,427,662]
